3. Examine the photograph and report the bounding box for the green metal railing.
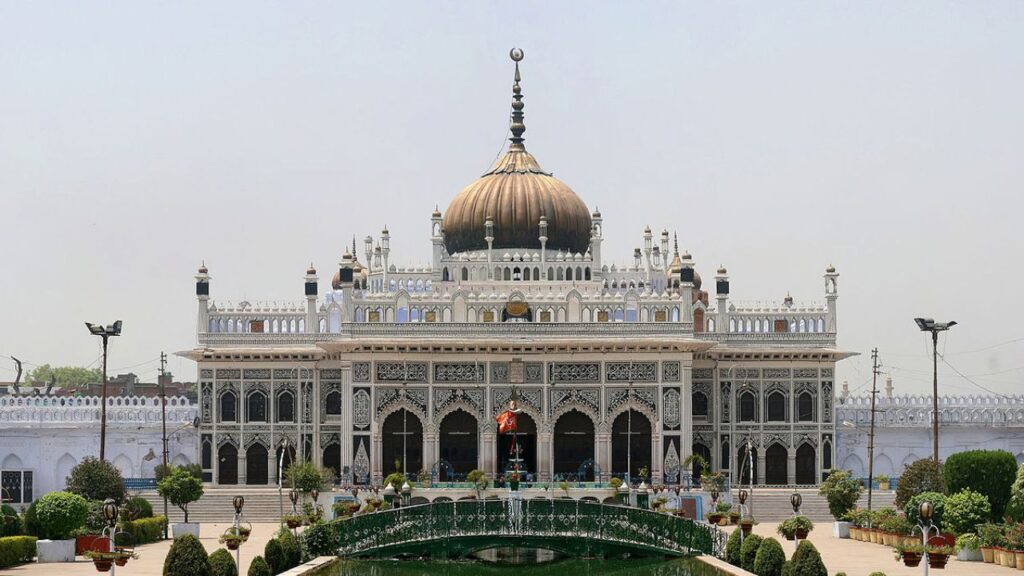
[331,499,719,559]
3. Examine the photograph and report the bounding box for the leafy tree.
[944,450,1016,520]
[157,466,204,523]
[895,458,944,508]
[209,548,237,576]
[65,456,126,504]
[25,364,102,390]
[789,541,827,576]
[383,472,406,492]
[163,533,210,576]
[284,461,329,494]
[156,463,202,482]
[1007,463,1024,521]
[301,521,339,558]
[944,489,991,535]
[753,537,786,576]
[122,496,154,520]
[740,534,764,572]
[818,469,862,520]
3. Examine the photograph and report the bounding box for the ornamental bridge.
[330,499,722,559]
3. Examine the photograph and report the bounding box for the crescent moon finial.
[510,47,524,62]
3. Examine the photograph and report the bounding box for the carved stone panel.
[352,362,371,382]
[663,362,681,383]
[606,362,657,382]
[433,363,485,383]
[352,388,370,430]
[353,436,370,484]
[376,362,428,382]
[549,362,600,384]
[491,387,542,417]
[550,388,600,417]
[663,388,681,430]
[606,387,657,416]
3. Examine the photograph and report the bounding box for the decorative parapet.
[0,395,195,427]
[837,393,1024,428]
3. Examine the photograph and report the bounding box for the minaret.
[643,226,653,281]
[380,227,391,285]
[538,215,548,278]
[304,264,319,333]
[485,217,495,279]
[509,47,526,152]
[363,235,373,269]
[590,208,603,275]
[715,266,730,333]
[660,230,670,266]
[431,207,444,277]
[678,237,695,323]
[195,262,210,335]
[824,264,839,332]
[337,250,355,322]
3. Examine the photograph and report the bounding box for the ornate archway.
[439,409,478,476]
[497,412,537,477]
[553,410,595,480]
[796,443,816,485]
[246,443,269,485]
[382,409,424,476]
[218,442,238,485]
[765,443,788,485]
[611,410,652,481]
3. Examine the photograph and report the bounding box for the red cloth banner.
[496,410,517,433]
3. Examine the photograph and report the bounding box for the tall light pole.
[159,351,169,539]
[914,318,957,463]
[85,320,122,462]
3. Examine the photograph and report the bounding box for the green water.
[315,557,726,576]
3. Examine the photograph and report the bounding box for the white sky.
[1,1,1021,395]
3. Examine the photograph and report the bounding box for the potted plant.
[927,544,954,569]
[157,465,204,539]
[819,469,861,539]
[876,473,891,491]
[509,471,521,492]
[739,516,758,536]
[729,509,741,524]
[956,533,983,562]
[219,527,245,550]
[777,516,813,541]
[894,542,924,567]
[282,514,303,529]
[978,523,1001,563]
[85,548,117,572]
[73,500,109,556]
[34,491,90,563]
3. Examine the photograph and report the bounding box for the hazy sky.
[1,1,1021,395]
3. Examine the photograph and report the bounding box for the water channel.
[314,555,728,576]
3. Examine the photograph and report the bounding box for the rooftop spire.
[673,233,679,257]
[509,47,526,151]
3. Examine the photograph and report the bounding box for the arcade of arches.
[729,442,818,486]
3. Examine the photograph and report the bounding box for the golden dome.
[442,49,592,255]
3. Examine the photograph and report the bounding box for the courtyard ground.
[1,522,281,576]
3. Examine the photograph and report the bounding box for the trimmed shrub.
[79,500,108,536]
[869,573,886,576]
[896,458,944,508]
[65,456,126,504]
[121,515,167,545]
[164,533,211,576]
[904,492,947,531]
[726,527,743,566]
[0,536,37,568]
[0,505,21,537]
[753,537,785,576]
[34,491,89,540]
[248,556,272,576]
[740,534,764,573]
[945,450,1016,520]
[122,496,154,520]
[277,528,301,569]
[819,469,862,520]
[301,521,339,558]
[209,548,238,576]
[944,489,991,535]
[789,540,827,576]
[781,560,792,576]
[264,538,285,575]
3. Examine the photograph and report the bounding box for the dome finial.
[673,233,679,257]
[509,48,526,151]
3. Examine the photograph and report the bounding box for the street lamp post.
[85,321,122,462]
[917,500,937,576]
[791,491,803,548]
[914,318,957,463]
[232,496,245,569]
[738,489,748,546]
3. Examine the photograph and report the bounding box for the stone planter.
[37,539,76,563]
[957,548,983,562]
[878,481,890,490]
[172,522,200,539]
[832,521,851,539]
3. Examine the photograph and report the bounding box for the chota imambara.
[183,49,849,489]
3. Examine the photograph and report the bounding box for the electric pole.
[867,348,880,511]
[159,351,169,538]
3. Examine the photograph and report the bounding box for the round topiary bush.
[301,521,339,558]
[34,491,89,540]
[725,527,743,566]
[868,572,887,576]
[945,450,1016,520]
[264,537,285,575]
[22,501,40,538]
[163,533,211,576]
[0,504,21,537]
[753,537,785,576]
[276,528,301,569]
[740,533,764,572]
[895,458,944,508]
[789,540,827,576]
[122,496,154,520]
[65,456,126,504]
[247,556,271,576]
[945,488,992,535]
[209,548,238,576]
[904,491,947,531]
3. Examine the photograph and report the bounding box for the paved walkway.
[732,522,1010,576]
[1,523,284,576]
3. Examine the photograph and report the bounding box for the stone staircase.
[731,488,896,522]
[134,488,295,523]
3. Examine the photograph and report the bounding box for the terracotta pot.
[114,556,129,567]
[1016,551,1024,570]
[902,552,922,567]
[76,535,105,556]
[286,519,301,529]
[718,517,729,526]
[871,530,882,544]
[849,527,859,540]
[741,523,753,536]
[795,529,809,540]
[1010,550,1019,568]
[784,533,795,541]
[879,481,890,490]
[882,532,892,546]
[981,547,994,563]
[92,558,113,572]
[997,549,1007,566]
[226,539,241,551]
[929,553,949,569]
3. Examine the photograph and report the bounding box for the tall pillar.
[596,432,611,482]
[238,451,247,485]
[538,432,552,482]
[423,432,438,476]
[681,358,694,472]
[371,431,382,483]
[756,440,765,485]
[787,447,797,485]
[481,432,495,477]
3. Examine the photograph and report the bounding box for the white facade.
[835,381,1024,479]
[0,395,196,505]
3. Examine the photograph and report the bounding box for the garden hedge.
[740,534,764,573]
[945,450,1016,520]
[276,528,301,569]
[209,548,238,576]
[753,537,785,576]
[301,521,339,558]
[0,505,21,537]
[123,496,154,520]
[944,489,991,535]
[163,533,210,576]
[121,515,167,545]
[0,536,37,568]
[895,458,944,508]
